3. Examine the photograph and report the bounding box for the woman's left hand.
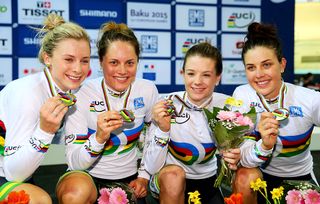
[221,148,241,170]
[129,177,148,198]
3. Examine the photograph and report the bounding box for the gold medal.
[59,92,77,107]
[119,109,135,123]
[272,108,289,121]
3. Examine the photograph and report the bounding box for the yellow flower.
[188,191,201,204]
[250,178,267,191]
[271,186,284,200]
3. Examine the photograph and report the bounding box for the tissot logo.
[79,9,117,18]
[141,35,158,53]
[188,9,204,27]
[0,5,7,13]
[0,39,7,46]
[227,12,255,28]
[22,8,64,16]
[37,1,51,9]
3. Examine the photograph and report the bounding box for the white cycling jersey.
[233,82,320,177]
[143,91,229,179]
[64,77,159,180]
[0,69,67,182]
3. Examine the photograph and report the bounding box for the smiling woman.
[0,13,91,203]
[56,21,159,204]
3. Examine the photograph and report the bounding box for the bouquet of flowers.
[250,178,320,204]
[97,182,137,204]
[204,98,256,188]
[0,190,30,204]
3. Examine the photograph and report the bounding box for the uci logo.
[171,113,190,124]
[0,6,7,13]
[89,101,105,112]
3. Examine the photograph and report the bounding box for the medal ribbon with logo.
[256,82,289,121]
[43,67,77,107]
[166,92,212,121]
[101,79,135,123]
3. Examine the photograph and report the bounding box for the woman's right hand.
[258,112,279,150]
[40,96,68,134]
[152,100,172,132]
[96,111,123,144]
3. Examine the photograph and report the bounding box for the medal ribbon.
[173,92,213,115]
[44,66,64,96]
[101,79,131,111]
[256,82,286,112]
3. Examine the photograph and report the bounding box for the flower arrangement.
[188,191,201,204]
[0,190,30,204]
[250,178,320,204]
[204,98,256,187]
[224,193,243,204]
[97,182,136,204]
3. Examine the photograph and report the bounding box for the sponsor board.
[0,0,12,23]
[222,0,261,6]
[18,58,43,78]
[0,58,12,85]
[221,7,261,32]
[135,31,171,57]
[88,58,103,80]
[127,2,171,29]
[17,25,40,56]
[175,60,184,85]
[221,60,247,85]
[0,26,12,55]
[137,59,171,85]
[175,32,217,58]
[176,0,217,4]
[18,0,69,25]
[221,34,246,59]
[176,5,217,31]
[73,0,123,28]
[86,29,99,57]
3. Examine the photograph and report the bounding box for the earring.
[46,63,50,68]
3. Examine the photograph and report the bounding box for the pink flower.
[217,111,237,121]
[109,187,129,204]
[98,188,111,204]
[304,189,320,204]
[286,190,305,204]
[235,116,254,128]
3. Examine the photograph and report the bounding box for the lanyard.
[101,79,131,111]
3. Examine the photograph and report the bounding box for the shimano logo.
[79,9,117,18]
[24,38,40,45]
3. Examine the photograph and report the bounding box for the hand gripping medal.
[166,99,178,116]
[119,109,135,123]
[59,92,77,107]
[272,108,289,121]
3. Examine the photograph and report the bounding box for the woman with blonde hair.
[0,14,91,203]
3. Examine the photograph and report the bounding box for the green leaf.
[244,107,257,124]
[214,123,229,145]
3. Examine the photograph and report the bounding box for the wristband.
[154,136,170,147]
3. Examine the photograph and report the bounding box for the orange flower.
[224,193,243,204]
[0,190,30,204]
